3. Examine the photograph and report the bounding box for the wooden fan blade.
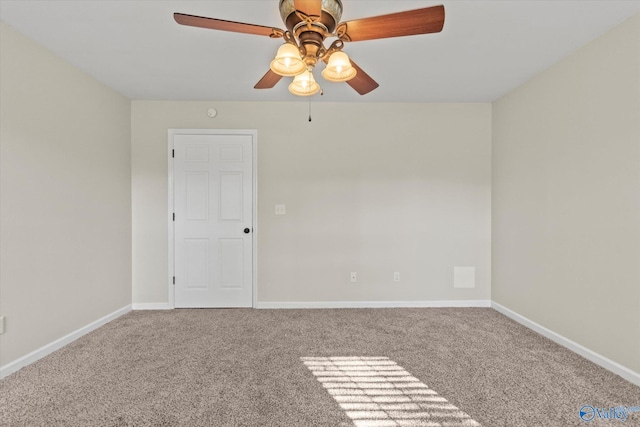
[345,60,379,95]
[174,13,281,37]
[341,5,445,42]
[294,0,322,18]
[254,70,283,89]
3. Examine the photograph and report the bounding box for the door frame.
[168,129,258,309]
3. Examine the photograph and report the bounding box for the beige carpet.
[1,308,638,426]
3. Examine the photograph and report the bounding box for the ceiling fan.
[174,0,445,96]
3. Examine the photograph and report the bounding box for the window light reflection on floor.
[301,356,481,427]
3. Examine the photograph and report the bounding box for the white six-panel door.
[172,131,254,308]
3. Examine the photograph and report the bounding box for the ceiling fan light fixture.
[175,2,445,97]
[270,43,306,76]
[288,69,320,96]
[321,51,357,82]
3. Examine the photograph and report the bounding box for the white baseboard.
[132,303,173,310]
[0,305,132,379]
[7,301,634,387]
[255,300,492,309]
[491,301,640,387]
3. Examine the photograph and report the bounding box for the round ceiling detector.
[207,108,217,118]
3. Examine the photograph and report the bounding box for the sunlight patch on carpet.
[302,356,481,427]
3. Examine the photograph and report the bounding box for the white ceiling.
[1,0,639,103]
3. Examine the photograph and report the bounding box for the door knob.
[244,228,251,234]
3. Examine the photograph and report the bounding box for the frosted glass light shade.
[288,70,320,96]
[270,43,306,76]
[321,51,357,82]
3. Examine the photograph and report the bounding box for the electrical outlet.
[0,317,5,334]
[275,204,286,215]
[393,272,400,282]
[350,272,357,283]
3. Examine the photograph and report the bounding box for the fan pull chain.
[308,89,323,122]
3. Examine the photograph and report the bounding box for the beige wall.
[0,23,132,366]
[132,102,491,305]
[492,14,640,373]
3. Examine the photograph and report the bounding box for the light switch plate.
[275,204,286,215]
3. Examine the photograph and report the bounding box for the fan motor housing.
[279,0,343,34]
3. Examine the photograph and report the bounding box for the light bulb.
[289,70,320,96]
[270,44,305,76]
[322,51,357,82]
